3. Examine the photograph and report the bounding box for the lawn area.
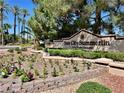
[76,81,112,93]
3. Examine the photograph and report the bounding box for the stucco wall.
[53,29,124,51]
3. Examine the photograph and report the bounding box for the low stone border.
[0,46,21,49]
[0,66,108,93]
[94,58,124,69]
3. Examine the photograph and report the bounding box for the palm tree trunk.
[0,8,4,45]
[22,15,26,43]
[21,21,23,44]
[14,14,17,43]
[18,19,21,43]
[18,21,20,36]
[27,31,28,43]
[21,15,25,44]
[0,6,4,45]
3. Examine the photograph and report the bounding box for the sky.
[4,0,35,34]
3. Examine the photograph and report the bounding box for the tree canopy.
[29,0,124,42]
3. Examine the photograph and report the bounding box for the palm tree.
[32,0,39,4]
[3,23,11,33]
[0,0,9,45]
[21,9,29,43]
[12,6,20,43]
[3,23,11,44]
[17,16,22,37]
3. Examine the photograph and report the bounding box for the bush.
[42,67,48,79]
[34,69,39,77]
[14,68,25,76]
[15,47,20,51]
[15,47,21,54]
[0,68,9,78]
[21,48,27,51]
[20,73,30,82]
[52,67,58,77]
[8,49,14,53]
[48,49,124,62]
[76,82,112,93]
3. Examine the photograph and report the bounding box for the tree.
[3,23,11,33]
[60,0,124,35]
[12,5,20,43]
[0,0,9,45]
[21,9,29,43]
[32,0,38,4]
[17,16,22,37]
[3,23,11,44]
[28,0,72,48]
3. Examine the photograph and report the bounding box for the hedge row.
[48,49,124,62]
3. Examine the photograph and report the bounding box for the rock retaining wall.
[0,66,108,93]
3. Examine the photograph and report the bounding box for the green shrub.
[52,67,58,77]
[15,48,21,54]
[20,73,30,82]
[14,68,25,76]
[42,67,48,79]
[73,66,79,72]
[15,47,20,51]
[0,68,9,78]
[34,69,39,76]
[8,49,14,53]
[76,82,112,93]
[59,66,65,75]
[44,48,48,52]
[21,48,27,51]
[48,49,124,61]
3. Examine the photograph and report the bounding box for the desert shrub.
[52,67,58,77]
[14,68,25,76]
[42,67,48,79]
[21,48,27,51]
[20,71,34,82]
[59,66,65,75]
[76,82,112,93]
[0,68,9,78]
[8,49,14,53]
[73,66,79,72]
[15,47,20,51]
[86,62,92,70]
[34,69,39,76]
[20,73,30,82]
[15,47,21,54]
[29,63,33,70]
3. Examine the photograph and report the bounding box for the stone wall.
[53,29,124,52]
[0,66,108,93]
